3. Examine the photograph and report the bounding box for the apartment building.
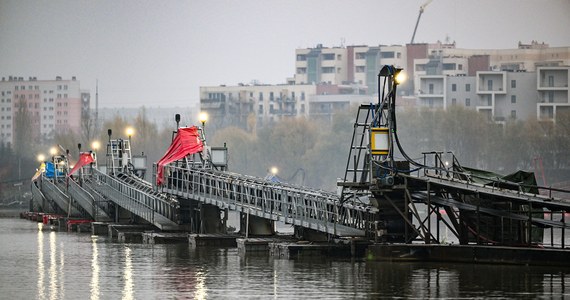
[0,76,87,146]
[294,44,407,95]
[417,67,569,122]
[200,84,316,130]
[537,66,570,121]
[201,41,569,129]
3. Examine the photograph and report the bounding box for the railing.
[31,181,53,213]
[420,152,570,201]
[68,179,112,222]
[156,164,374,237]
[40,176,81,217]
[89,169,180,230]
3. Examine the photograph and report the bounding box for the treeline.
[211,106,570,190]
[3,105,568,197]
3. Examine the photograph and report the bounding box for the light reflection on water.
[1,218,570,299]
[90,236,99,300]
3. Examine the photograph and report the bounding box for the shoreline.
[0,207,27,218]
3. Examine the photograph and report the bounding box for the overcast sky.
[1,0,569,108]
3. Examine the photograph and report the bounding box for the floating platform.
[270,238,371,259]
[237,236,297,254]
[367,244,570,267]
[189,234,238,247]
[143,232,188,244]
[107,224,154,242]
[91,222,110,235]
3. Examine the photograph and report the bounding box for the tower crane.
[410,0,434,44]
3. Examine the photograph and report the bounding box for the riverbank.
[0,207,26,218]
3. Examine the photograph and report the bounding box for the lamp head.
[125,127,134,138]
[198,112,208,126]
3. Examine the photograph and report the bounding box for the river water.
[1,217,569,299]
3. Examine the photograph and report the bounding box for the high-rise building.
[0,76,88,147]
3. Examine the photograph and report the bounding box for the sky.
[1,0,569,108]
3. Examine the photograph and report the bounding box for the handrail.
[156,164,373,236]
[89,169,180,230]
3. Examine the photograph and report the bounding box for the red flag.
[156,126,204,185]
[68,152,95,177]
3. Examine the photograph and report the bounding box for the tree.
[13,98,33,158]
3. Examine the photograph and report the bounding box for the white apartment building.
[294,44,407,95]
[417,67,569,122]
[201,41,569,130]
[0,76,87,146]
[537,66,570,121]
[200,84,316,130]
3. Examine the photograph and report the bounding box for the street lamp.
[125,127,134,141]
[37,154,45,162]
[270,166,278,175]
[395,69,407,85]
[91,140,101,151]
[49,147,57,156]
[198,112,208,127]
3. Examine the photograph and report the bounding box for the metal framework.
[67,178,112,222]
[39,177,82,217]
[155,164,376,237]
[86,169,180,230]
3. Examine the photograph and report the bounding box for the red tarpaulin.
[68,152,95,177]
[156,126,204,185]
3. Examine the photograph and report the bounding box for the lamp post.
[125,127,134,142]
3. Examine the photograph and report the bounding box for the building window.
[548,91,554,102]
[337,54,342,60]
[380,52,395,58]
[511,110,517,119]
[487,80,493,91]
[322,53,335,60]
[322,67,335,73]
[458,64,463,70]
[428,84,434,94]
[296,68,307,74]
[465,84,471,92]
[511,95,516,103]
[355,66,365,73]
[296,54,306,61]
[451,98,457,106]
[465,98,471,106]
[269,92,274,101]
[301,92,305,101]
[355,52,365,59]
[258,92,263,101]
[451,84,457,92]
[511,80,516,88]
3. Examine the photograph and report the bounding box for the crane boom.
[410,0,434,44]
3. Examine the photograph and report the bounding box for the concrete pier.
[189,234,238,248]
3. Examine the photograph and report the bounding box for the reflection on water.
[1,218,570,299]
[37,223,45,300]
[122,246,133,300]
[90,236,99,300]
